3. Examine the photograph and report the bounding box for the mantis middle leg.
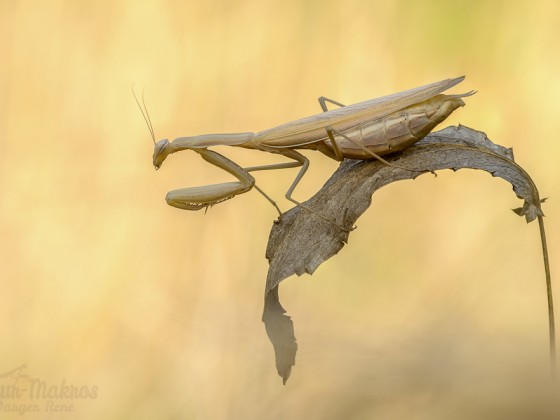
[276,148,353,232]
[242,151,352,231]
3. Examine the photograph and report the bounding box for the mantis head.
[153,139,170,170]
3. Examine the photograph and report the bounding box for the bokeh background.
[1,0,559,418]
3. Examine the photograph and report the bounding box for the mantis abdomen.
[311,94,466,160]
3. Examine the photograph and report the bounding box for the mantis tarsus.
[136,77,474,231]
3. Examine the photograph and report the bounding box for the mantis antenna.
[132,85,156,144]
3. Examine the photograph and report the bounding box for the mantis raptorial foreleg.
[164,148,254,210]
[164,148,284,216]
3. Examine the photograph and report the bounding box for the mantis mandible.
[137,76,474,231]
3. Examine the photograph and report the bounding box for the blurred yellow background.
[1,0,559,418]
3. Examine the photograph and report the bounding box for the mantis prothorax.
[136,77,474,231]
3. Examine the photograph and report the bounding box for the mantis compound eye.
[153,139,170,169]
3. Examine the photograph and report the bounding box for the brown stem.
[538,215,556,379]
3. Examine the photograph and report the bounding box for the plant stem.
[538,215,556,379]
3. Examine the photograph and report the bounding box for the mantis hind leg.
[318,96,346,162]
[318,97,421,174]
[328,127,423,173]
[318,96,346,109]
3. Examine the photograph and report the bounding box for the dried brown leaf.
[262,125,545,383]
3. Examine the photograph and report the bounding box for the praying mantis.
[137,76,474,231]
